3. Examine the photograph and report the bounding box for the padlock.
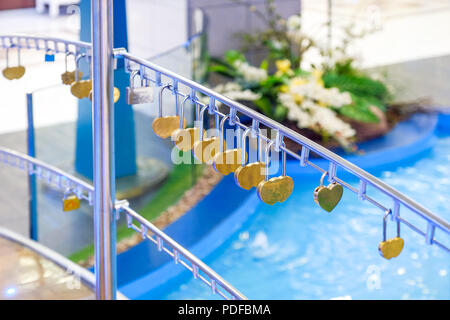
[61,52,82,85]
[378,210,404,260]
[152,83,185,139]
[257,140,294,205]
[70,53,92,99]
[63,190,81,212]
[234,125,265,190]
[2,46,26,80]
[192,104,222,164]
[213,112,246,175]
[126,70,154,105]
[44,49,55,62]
[313,171,343,213]
[171,95,205,152]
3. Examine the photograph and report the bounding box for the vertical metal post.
[91,0,116,300]
[26,93,38,241]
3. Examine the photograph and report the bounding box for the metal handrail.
[117,204,247,300]
[0,147,94,202]
[0,34,91,55]
[0,147,247,300]
[115,49,449,252]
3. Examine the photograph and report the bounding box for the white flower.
[201,82,261,106]
[288,76,352,108]
[233,60,268,83]
[287,15,302,31]
[279,92,355,139]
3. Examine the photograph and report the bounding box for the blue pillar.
[75,0,137,180]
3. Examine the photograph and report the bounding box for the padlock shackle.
[319,171,328,187]
[157,83,173,118]
[5,45,21,68]
[129,69,140,89]
[263,140,275,181]
[64,51,75,72]
[5,46,9,68]
[219,113,241,153]
[197,105,209,142]
[241,126,263,165]
[179,95,191,129]
[17,45,21,66]
[219,115,229,152]
[382,209,400,242]
[281,142,287,176]
[74,53,87,82]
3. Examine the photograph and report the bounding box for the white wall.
[126,0,188,58]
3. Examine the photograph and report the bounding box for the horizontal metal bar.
[0,34,91,54]
[0,147,93,194]
[131,224,232,300]
[119,204,247,300]
[115,49,449,235]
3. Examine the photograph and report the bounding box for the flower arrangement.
[206,0,392,151]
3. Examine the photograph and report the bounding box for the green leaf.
[274,105,288,122]
[253,97,273,117]
[336,94,380,123]
[207,65,237,78]
[260,59,268,71]
[323,72,389,102]
[224,50,246,65]
[364,96,386,112]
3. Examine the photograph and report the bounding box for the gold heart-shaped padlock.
[113,87,120,103]
[378,237,404,260]
[11,66,26,79]
[234,162,265,190]
[314,182,343,212]
[71,80,92,99]
[213,149,246,175]
[152,116,185,139]
[257,176,294,205]
[2,67,16,80]
[70,81,85,99]
[193,137,221,164]
[61,70,83,85]
[88,87,120,103]
[171,127,205,152]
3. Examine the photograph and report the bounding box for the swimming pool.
[140,119,450,300]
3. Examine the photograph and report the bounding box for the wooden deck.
[0,236,95,299]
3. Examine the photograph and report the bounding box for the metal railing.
[115,49,450,253]
[0,146,247,300]
[0,34,91,55]
[118,204,247,300]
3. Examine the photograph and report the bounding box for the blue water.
[158,134,450,300]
